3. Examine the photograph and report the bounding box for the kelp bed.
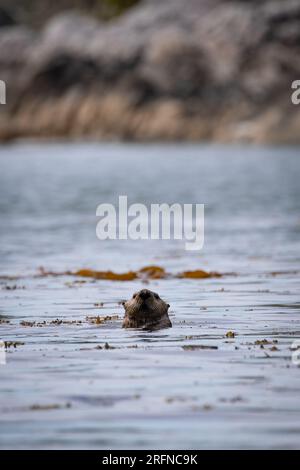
[1,265,224,282]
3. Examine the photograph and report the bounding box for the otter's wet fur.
[122,289,172,330]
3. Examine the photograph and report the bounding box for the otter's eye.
[133,293,137,299]
[154,293,159,299]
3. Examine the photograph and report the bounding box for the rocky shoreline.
[1,0,300,143]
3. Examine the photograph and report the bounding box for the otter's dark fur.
[122,289,171,330]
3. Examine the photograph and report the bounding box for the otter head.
[122,289,171,330]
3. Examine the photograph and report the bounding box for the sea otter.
[122,289,172,330]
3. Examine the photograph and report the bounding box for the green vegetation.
[0,0,141,28]
[103,0,140,16]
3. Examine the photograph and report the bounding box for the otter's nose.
[139,290,151,300]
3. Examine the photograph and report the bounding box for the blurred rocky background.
[0,0,300,143]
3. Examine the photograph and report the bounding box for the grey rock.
[1,0,300,143]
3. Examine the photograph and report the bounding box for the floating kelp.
[270,270,300,277]
[20,319,83,327]
[74,266,167,281]
[2,284,25,290]
[19,316,119,328]
[182,344,218,351]
[74,269,137,281]
[2,341,24,348]
[86,315,119,325]
[95,342,116,350]
[254,339,273,346]
[29,403,71,411]
[10,265,223,282]
[37,267,73,277]
[178,270,222,279]
[73,266,220,281]
[138,265,167,279]
[225,331,235,338]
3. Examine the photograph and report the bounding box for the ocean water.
[0,142,300,449]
